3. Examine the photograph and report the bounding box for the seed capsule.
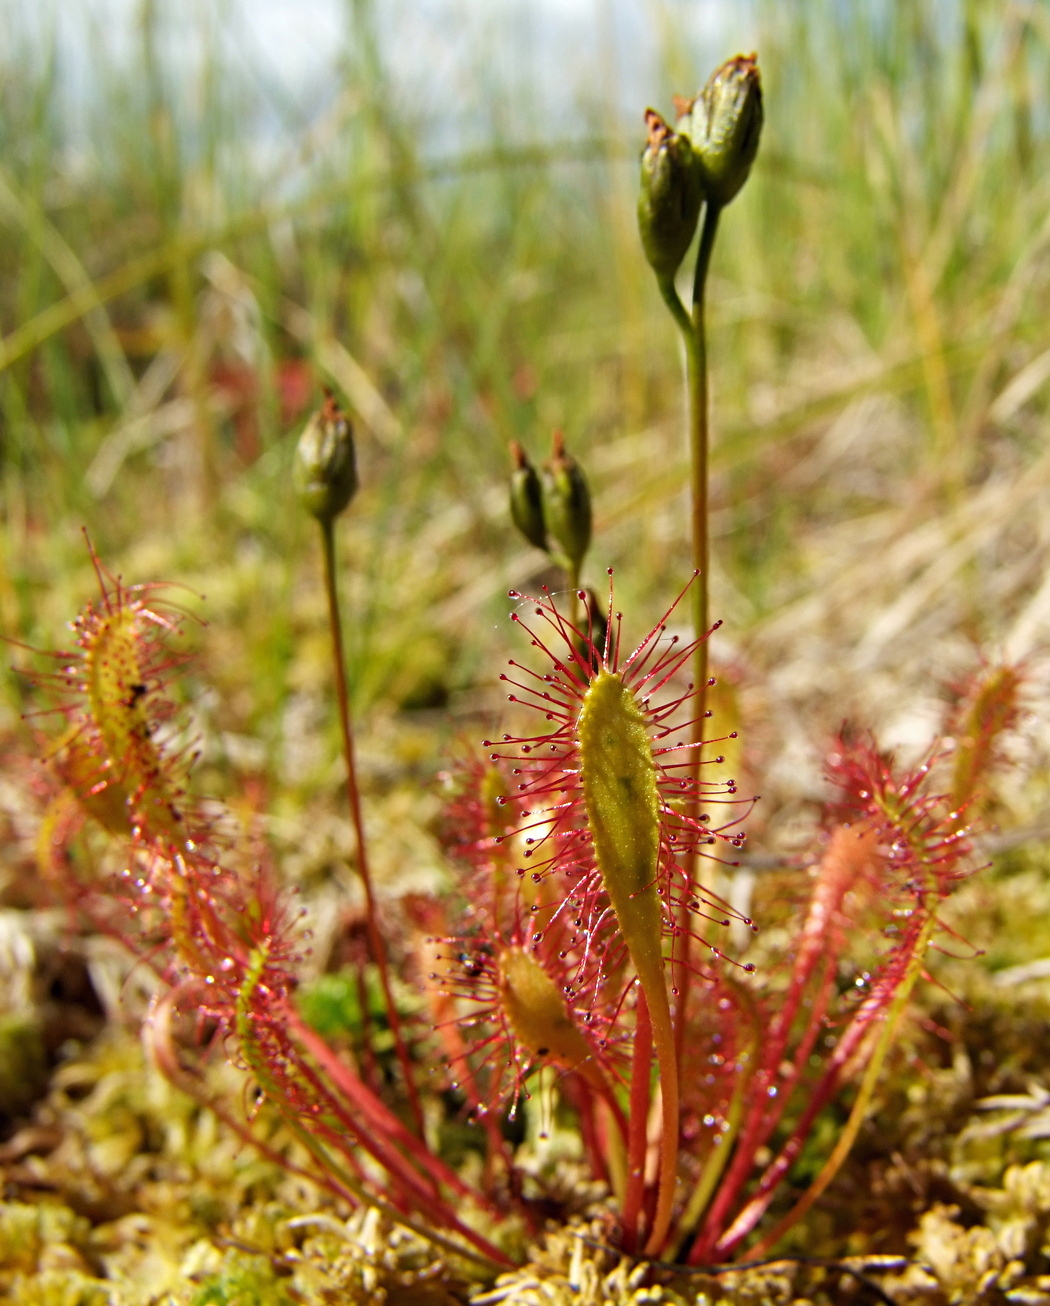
[637,108,703,281]
[542,431,591,575]
[679,54,762,209]
[508,441,548,551]
[295,392,358,523]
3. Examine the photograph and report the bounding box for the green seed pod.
[295,393,358,523]
[637,108,703,282]
[681,53,762,209]
[509,441,548,551]
[542,431,591,576]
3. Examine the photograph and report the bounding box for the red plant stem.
[622,986,653,1253]
[267,1076,508,1270]
[285,1041,499,1247]
[319,517,425,1137]
[572,1079,609,1188]
[287,1041,441,1208]
[283,1015,514,1267]
[287,1008,480,1204]
[275,1100,504,1270]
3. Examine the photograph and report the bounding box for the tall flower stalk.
[638,55,762,722]
[638,54,763,1062]
[294,393,424,1135]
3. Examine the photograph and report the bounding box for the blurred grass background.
[3,0,1050,875]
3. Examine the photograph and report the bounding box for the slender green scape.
[638,56,763,1070]
[295,393,425,1139]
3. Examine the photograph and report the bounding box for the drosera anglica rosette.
[21,548,516,1273]
[16,541,238,971]
[482,571,757,1252]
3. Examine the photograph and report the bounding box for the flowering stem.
[687,202,721,733]
[319,516,425,1138]
[662,201,722,1069]
[287,1006,473,1202]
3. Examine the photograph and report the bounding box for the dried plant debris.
[472,1224,907,1305]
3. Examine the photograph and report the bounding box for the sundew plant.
[16,48,1023,1285]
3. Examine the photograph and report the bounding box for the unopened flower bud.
[543,431,591,575]
[680,53,762,209]
[509,441,548,552]
[637,108,703,282]
[295,393,358,522]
